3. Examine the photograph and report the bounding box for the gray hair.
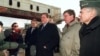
[95,7,100,16]
[84,7,100,16]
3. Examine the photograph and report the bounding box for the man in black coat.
[79,1,100,56]
[36,13,60,56]
[25,19,38,56]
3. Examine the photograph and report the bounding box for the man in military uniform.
[79,0,100,56]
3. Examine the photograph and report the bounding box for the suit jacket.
[36,23,60,51]
[25,27,38,45]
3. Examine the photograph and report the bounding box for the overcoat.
[60,19,81,56]
[79,16,100,56]
[36,23,60,56]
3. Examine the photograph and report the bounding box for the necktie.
[31,28,34,33]
[41,25,44,30]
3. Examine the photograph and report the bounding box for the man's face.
[0,25,3,32]
[79,8,92,23]
[12,24,19,30]
[31,20,37,28]
[63,12,74,24]
[41,14,49,24]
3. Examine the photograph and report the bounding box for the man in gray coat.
[60,9,81,56]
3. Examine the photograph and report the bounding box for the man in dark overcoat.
[79,0,100,56]
[25,19,38,56]
[36,13,60,56]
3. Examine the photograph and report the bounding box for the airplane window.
[17,2,20,7]
[9,0,12,6]
[30,4,33,10]
[36,6,39,11]
[48,9,50,13]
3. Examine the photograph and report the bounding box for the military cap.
[80,0,100,8]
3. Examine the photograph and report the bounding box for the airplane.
[0,0,61,22]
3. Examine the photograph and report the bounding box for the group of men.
[26,1,100,56]
[1,0,100,56]
[25,13,60,56]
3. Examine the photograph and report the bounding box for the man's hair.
[84,7,100,16]
[93,7,100,16]
[41,13,49,18]
[31,18,37,21]
[11,22,17,27]
[63,9,76,18]
[0,21,3,27]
